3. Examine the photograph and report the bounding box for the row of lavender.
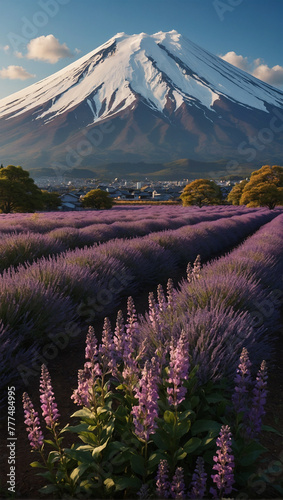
[22,214,283,498]
[0,206,262,273]
[0,209,279,401]
[0,205,257,234]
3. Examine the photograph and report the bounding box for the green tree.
[81,189,114,209]
[227,180,248,205]
[240,165,283,210]
[180,179,222,207]
[0,165,43,213]
[41,190,61,211]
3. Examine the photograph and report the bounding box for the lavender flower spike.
[99,317,117,374]
[167,330,190,407]
[39,364,60,428]
[189,457,207,499]
[72,327,102,408]
[156,459,171,499]
[210,425,235,498]
[23,392,44,450]
[245,360,268,439]
[132,358,160,441]
[232,347,252,414]
[171,467,186,499]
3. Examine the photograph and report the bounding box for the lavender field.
[2,205,283,499]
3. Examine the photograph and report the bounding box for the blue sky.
[0,0,282,99]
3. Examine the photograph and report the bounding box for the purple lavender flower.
[132,358,160,441]
[167,278,176,312]
[167,330,190,407]
[232,347,252,414]
[71,327,101,408]
[210,425,235,498]
[148,292,160,334]
[156,459,171,498]
[189,457,207,499]
[23,392,44,450]
[124,296,139,357]
[85,325,99,364]
[171,467,186,499]
[193,255,201,280]
[39,365,60,428]
[113,309,125,360]
[137,484,149,499]
[245,360,268,439]
[99,317,117,374]
[157,284,167,312]
[117,298,142,390]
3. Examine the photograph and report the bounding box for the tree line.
[181,165,283,209]
[0,164,282,213]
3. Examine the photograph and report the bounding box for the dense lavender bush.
[0,273,75,340]
[0,232,65,272]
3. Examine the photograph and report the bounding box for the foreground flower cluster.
[22,305,268,498]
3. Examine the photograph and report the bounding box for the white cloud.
[15,50,24,59]
[220,51,283,88]
[221,51,251,72]
[0,65,35,80]
[252,64,283,86]
[0,44,10,53]
[26,34,74,63]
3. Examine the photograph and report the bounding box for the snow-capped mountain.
[0,30,282,173]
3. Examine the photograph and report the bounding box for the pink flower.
[23,392,44,449]
[39,365,60,428]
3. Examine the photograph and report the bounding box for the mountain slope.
[0,30,282,173]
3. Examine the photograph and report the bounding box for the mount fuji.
[0,30,282,176]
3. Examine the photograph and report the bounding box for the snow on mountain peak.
[0,30,282,126]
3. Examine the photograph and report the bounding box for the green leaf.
[190,396,200,409]
[47,450,60,465]
[174,448,187,461]
[39,484,58,495]
[201,436,215,448]
[44,439,56,447]
[71,408,93,418]
[104,477,115,491]
[151,431,169,450]
[130,454,145,476]
[191,420,221,436]
[163,410,176,424]
[70,463,90,483]
[261,424,283,437]
[205,393,227,404]
[61,423,89,434]
[148,451,166,469]
[115,476,142,492]
[30,461,43,468]
[175,419,191,439]
[92,439,110,459]
[179,409,195,421]
[183,437,202,454]
[64,448,92,463]
[238,442,267,467]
